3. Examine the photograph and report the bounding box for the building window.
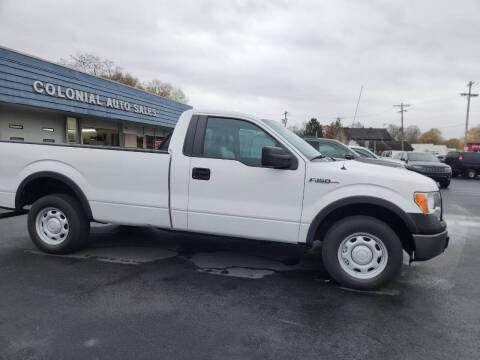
[42,127,55,132]
[145,135,155,149]
[82,128,120,147]
[43,139,55,143]
[9,124,23,129]
[66,117,78,143]
[10,137,24,141]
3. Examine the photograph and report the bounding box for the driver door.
[187,116,306,243]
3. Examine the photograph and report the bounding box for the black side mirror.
[262,146,292,169]
[345,154,354,160]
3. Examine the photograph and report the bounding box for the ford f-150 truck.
[0,110,448,290]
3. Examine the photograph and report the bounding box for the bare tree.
[145,79,188,104]
[405,125,421,143]
[59,53,188,103]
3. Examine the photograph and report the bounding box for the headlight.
[414,191,442,219]
[410,165,423,170]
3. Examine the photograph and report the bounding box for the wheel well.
[313,203,414,254]
[16,173,92,220]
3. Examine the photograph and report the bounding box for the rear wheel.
[321,215,403,290]
[28,194,90,254]
[466,169,477,179]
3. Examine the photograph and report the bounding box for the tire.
[440,180,450,189]
[466,169,477,179]
[27,194,90,254]
[321,215,403,290]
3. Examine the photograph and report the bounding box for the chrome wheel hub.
[35,207,69,245]
[338,233,388,280]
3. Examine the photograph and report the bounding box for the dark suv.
[399,152,452,188]
[303,137,404,168]
[445,151,480,179]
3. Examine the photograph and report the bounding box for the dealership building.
[0,46,191,148]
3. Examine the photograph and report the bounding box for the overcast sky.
[1,0,479,138]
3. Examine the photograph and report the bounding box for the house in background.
[343,127,399,153]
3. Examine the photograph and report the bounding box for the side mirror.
[262,146,292,169]
[345,154,354,160]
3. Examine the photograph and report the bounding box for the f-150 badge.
[309,178,339,184]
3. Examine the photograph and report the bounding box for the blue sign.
[0,47,192,128]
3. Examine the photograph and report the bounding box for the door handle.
[192,167,211,180]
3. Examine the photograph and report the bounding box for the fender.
[306,195,418,246]
[15,171,93,220]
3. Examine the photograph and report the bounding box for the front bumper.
[408,214,449,261]
[412,230,449,261]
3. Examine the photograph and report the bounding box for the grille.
[424,166,446,173]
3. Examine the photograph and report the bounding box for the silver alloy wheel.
[35,207,69,245]
[337,232,388,280]
[468,170,476,179]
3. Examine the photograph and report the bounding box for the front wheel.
[28,194,90,254]
[321,215,403,290]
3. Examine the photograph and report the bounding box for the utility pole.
[282,111,288,127]
[460,81,478,143]
[393,103,410,151]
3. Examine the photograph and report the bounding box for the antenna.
[351,85,364,128]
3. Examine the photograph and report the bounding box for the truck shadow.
[82,223,328,281]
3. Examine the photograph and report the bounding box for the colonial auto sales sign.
[32,80,158,117]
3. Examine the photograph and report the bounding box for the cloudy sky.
[1,0,479,138]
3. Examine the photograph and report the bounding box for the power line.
[460,81,478,141]
[393,103,410,151]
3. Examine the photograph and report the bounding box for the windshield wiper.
[311,154,336,161]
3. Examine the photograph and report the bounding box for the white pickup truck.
[0,109,448,290]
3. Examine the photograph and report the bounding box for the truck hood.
[406,161,450,168]
[309,158,438,193]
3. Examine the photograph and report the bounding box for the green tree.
[304,118,323,137]
[466,125,480,142]
[444,138,460,149]
[417,128,443,144]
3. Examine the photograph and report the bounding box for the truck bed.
[0,141,171,227]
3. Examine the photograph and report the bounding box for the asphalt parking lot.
[1,178,479,360]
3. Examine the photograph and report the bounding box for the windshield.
[353,147,376,159]
[262,119,321,159]
[408,153,439,162]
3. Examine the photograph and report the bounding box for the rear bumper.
[408,214,449,261]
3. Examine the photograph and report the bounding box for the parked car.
[350,145,379,159]
[304,137,404,168]
[398,152,452,188]
[0,110,448,290]
[381,150,405,161]
[445,151,480,179]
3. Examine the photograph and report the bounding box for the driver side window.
[203,117,277,166]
